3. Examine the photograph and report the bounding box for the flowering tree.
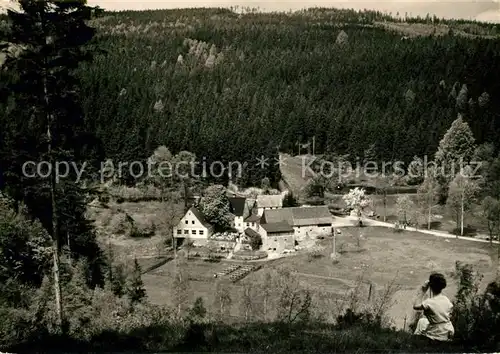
[396,195,416,227]
[343,188,371,224]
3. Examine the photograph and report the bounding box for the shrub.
[98,194,110,203]
[248,233,262,251]
[0,307,39,349]
[308,250,323,262]
[187,297,207,323]
[336,308,382,330]
[126,259,147,304]
[232,250,267,260]
[451,262,500,349]
[109,214,131,235]
[129,223,156,238]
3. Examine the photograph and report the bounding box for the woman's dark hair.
[429,273,447,293]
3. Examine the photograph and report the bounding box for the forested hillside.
[1,4,500,352]
[63,7,500,186]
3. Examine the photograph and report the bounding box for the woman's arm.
[413,281,429,310]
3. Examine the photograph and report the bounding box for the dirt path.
[293,271,358,287]
[334,215,499,245]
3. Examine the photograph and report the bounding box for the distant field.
[375,21,499,39]
[141,226,497,327]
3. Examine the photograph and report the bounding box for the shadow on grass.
[450,226,478,237]
[429,221,443,229]
[141,256,173,274]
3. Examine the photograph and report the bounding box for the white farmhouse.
[173,207,213,246]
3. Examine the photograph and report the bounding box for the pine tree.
[335,30,349,46]
[0,0,99,332]
[435,114,475,167]
[456,84,469,111]
[111,262,127,297]
[65,259,92,314]
[435,114,476,201]
[188,297,207,323]
[283,192,299,207]
[126,258,146,304]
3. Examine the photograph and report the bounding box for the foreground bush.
[2,261,500,353]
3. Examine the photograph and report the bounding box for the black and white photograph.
[0,0,499,352]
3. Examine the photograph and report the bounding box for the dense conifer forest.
[64,8,500,186]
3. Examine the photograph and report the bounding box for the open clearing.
[142,226,497,327]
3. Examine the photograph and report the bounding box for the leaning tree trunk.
[48,125,63,331]
[67,226,71,267]
[44,31,63,331]
[460,191,465,237]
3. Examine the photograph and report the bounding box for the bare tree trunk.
[427,193,432,230]
[48,126,63,331]
[67,226,71,267]
[44,30,63,330]
[263,296,268,321]
[383,192,387,222]
[332,230,336,256]
[183,180,189,212]
[488,222,493,247]
[460,191,464,236]
[427,205,432,230]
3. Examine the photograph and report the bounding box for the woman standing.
[413,272,455,342]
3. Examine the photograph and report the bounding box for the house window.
[192,220,195,224]
[246,222,250,227]
[191,230,196,235]
[177,229,181,235]
[251,222,255,227]
[199,230,204,235]
[184,230,189,234]
[185,220,188,224]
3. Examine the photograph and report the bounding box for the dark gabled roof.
[291,206,333,226]
[244,213,261,222]
[188,207,212,228]
[261,221,294,233]
[228,197,246,217]
[261,208,293,225]
[261,206,333,227]
[244,228,261,238]
[256,194,283,208]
